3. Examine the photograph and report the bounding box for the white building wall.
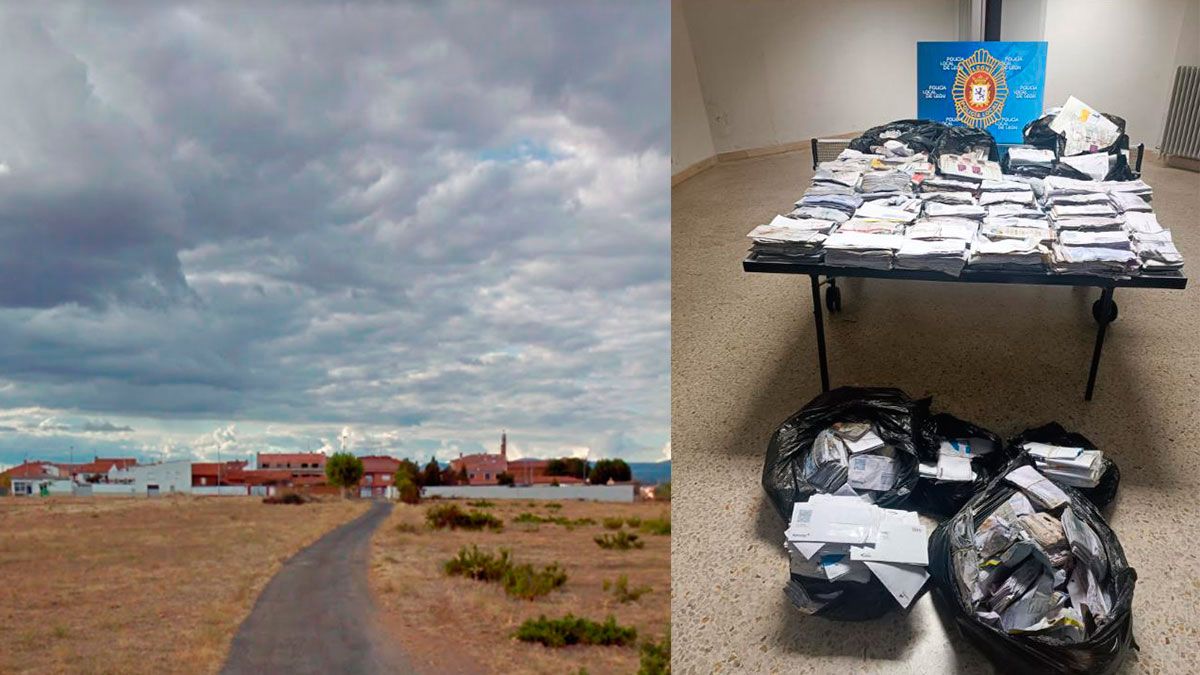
[110,460,193,495]
[422,484,636,503]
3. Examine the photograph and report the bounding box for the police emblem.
[951,48,1008,128]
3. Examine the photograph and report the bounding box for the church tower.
[501,431,507,460]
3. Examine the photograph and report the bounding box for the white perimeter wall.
[677,0,961,156]
[422,484,636,503]
[675,0,1200,166]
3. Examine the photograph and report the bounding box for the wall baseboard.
[672,132,859,186]
[671,155,718,186]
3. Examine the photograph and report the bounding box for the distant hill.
[629,460,671,485]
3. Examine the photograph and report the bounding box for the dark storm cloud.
[0,2,669,461]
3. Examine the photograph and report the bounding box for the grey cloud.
[0,2,668,460]
[81,420,135,433]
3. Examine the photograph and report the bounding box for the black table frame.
[742,254,1187,400]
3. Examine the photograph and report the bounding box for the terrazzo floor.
[670,148,1200,674]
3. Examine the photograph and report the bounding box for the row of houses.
[0,452,406,499]
[1,434,600,498]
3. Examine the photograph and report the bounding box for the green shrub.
[496,471,515,486]
[602,517,625,530]
[443,546,566,599]
[625,517,642,528]
[467,500,495,508]
[544,502,563,510]
[395,476,420,505]
[603,574,651,603]
[514,614,637,648]
[444,545,512,581]
[426,504,503,531]
[514,512,550,524]
[638,630,671,675]
[639,515,671,536]
[503,562,567,600]
[594,531,644,550]
[513,512,593,530]
[395,522,420,534]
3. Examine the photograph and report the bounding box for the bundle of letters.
[1006,146,1055,175]
[801,422,898,496]
[747,141,1184,278]
[823,231,904,270]
[1022,442,1105,488]
[785,493,930,609]
[1040,175,1181,277]
[746,215,829,262]
[918,437,996,483]
[956,465,1112,641]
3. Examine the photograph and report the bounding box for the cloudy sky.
[0,2,669,469]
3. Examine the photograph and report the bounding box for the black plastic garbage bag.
[786,570,912,622]
[910,406,1011,519]
[931,125,998,163]
[762,386,920,519]
[928,457,1138,674]
[1023,113,1062,153]
[1022,111,1129,158]
[1006,423,1120,511]
[848,119,949,155]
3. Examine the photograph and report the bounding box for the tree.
[457,465,469,484]
[421,459,442,487]
[395,459,421,487]
[325,452,365,497]
[547,457,587,478]
[496,471,515,486]
[440,466,459,486]
[588,459,632,485]
[0,473,10,493]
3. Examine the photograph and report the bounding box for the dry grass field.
[0,495,368,675]
[370,498,671,675]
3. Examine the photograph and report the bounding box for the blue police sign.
[917,41,1048,144]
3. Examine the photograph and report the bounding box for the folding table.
[741,256,1187,400]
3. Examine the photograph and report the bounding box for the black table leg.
[810,274,830,392]
[1085,288,1115,401]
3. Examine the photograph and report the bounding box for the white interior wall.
[678,0,962,155]
[675,0,1200,167]
[671,0,716,172]
[1038,0,1198,149]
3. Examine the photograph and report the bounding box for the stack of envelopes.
[785,493,930,609]
[1022,442,1105,488]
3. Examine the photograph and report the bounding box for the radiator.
[1161,65,1200,160]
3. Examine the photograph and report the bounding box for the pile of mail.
[801,422,897,495]
[956,465,1114,641]
[823,231,904,270]
[785,493,930,610]
[746,215,831,261]
[1023,442,1106,488]
[918,438,996,484]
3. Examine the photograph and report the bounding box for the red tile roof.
[74,458,138,474]
[360,455,401,473]
[1,461,68,479]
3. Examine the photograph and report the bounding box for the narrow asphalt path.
[222,501,413,675]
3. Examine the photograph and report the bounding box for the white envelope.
[863,561,930,609]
